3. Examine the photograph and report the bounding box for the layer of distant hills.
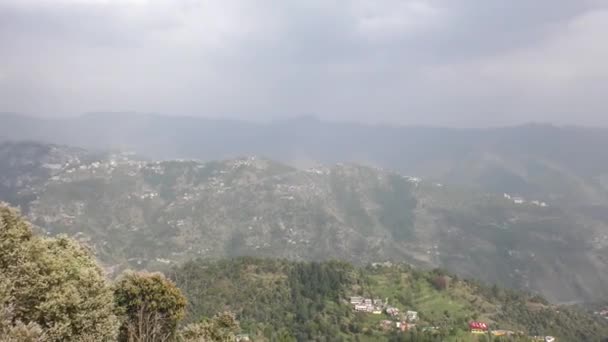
[1,126,607,304]
[2,112,608,207]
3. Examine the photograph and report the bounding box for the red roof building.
[469,321,489,331]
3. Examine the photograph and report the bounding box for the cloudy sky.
[1,0,607,126]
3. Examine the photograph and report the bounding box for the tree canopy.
[114,271,187,342]
[0,204,118,341]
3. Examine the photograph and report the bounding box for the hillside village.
[350,296,419,332]
[349,296,559,341]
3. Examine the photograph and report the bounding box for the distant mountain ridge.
[2,113,608,207]
[1,141,607,304]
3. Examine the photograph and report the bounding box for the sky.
[1,0,607,127]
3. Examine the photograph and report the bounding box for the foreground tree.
[0,204,118,341]
[114,271,187,342]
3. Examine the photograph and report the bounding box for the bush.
[432,275,449,291]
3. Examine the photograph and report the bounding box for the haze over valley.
[2,121,608,304]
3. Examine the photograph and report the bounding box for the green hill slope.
[168,257,608,342]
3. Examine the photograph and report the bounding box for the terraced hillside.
[1,141,608,303]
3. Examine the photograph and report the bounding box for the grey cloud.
[0,0,607,126]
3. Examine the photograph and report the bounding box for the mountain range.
[2,112,608,208]
[1,140,607,304]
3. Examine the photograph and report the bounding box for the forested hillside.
[169,257,608,341]
[1,141,607,303]
[2,204,607,341]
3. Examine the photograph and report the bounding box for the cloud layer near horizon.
[1,0,607,126]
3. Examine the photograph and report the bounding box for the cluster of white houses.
[350,297,418,331]
[503,193,548,207]
[350,296,384,314]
